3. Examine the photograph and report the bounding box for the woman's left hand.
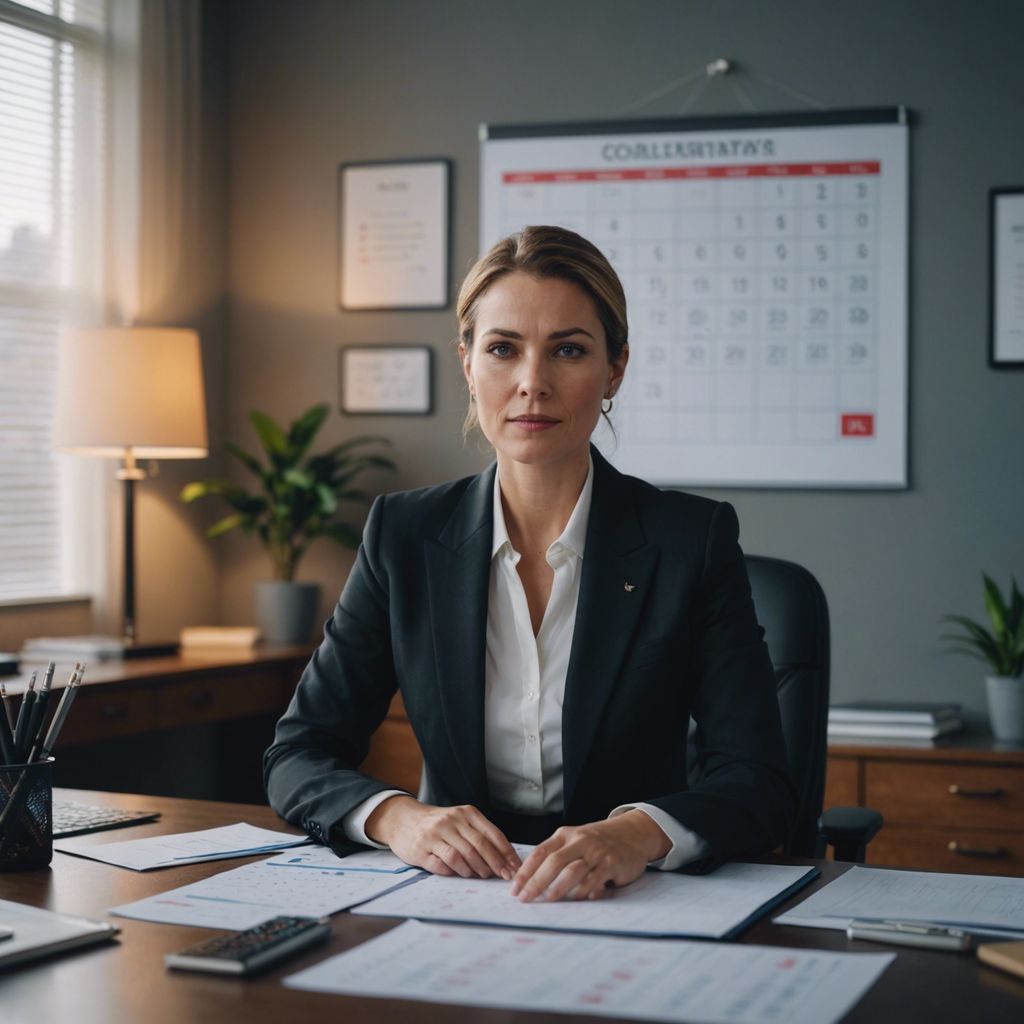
[510,810,672,902]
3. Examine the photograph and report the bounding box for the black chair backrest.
[745,554,830,858]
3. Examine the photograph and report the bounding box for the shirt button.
[527,734,537,744]
[526,690,535,700]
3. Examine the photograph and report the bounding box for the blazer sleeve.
[263,495,410,853]
[647,500,797,872]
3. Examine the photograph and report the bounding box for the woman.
[264,225,795,903]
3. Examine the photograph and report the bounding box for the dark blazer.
[264,447,796,872]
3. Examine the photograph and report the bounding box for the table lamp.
[53,327,208,653]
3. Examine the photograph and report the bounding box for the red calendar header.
[503,161,881,184]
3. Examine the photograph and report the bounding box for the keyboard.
[52,800,161,838]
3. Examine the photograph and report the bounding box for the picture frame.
[338,158,452,311]
[989,187,1024,368]
[339,345,433,415]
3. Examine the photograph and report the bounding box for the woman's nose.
[518,354,550,397]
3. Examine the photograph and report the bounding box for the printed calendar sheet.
[481,110,909,487]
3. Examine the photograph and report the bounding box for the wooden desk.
[826,737,1024,876]
[10,648,311,804]
[0,790,1021,1023]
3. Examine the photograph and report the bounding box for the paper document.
[55,823,310,871]
[110,857,421,930]
[775,865,1024,939]
[355,862,817,939]
[266,847,414,873]
[285,919,893,1024]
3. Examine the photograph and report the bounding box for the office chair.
[744,555,882,862]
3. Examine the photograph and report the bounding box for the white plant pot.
[985,675,1024,742]
[253,581,319,646]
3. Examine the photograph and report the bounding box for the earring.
[602,397,613,415]
[470,393,476,403]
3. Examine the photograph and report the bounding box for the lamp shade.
[53,327,208,458]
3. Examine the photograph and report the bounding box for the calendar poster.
[480,110,909,487]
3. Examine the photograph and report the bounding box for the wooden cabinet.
[826,738,1024,875]
[361,692,422,794]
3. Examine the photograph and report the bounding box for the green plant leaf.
[206,513,248,538]
[249,410,288,457]
[982,573,1008,637]
[287,403,330,459]
[223,441,263,477]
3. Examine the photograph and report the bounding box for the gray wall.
[223,0,1024,726]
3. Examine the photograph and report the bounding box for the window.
[0,0,107,600]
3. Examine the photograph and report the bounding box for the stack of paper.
[354,861,819,940]
[827,701,963,741]
[775,865,1024,940]
[54,823,311,871]
[285,919,894,1024]
[110,858,420,930]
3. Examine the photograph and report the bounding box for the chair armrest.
[818,806,883,863]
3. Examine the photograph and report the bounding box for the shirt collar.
[491,455,594,562]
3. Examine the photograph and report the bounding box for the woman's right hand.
[365,795,521,880]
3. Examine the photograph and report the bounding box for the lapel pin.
[624,582,636,592]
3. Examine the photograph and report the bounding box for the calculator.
[164,916,331,975]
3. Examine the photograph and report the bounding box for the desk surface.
[1,791,1022,1024]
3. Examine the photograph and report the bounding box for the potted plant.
[181,403,395,644]
[943,574,1024,742]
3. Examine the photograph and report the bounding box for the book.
[0,899,119,970]
[978,940,1024,980]
[19,635,127,662]
[828,701,962,725]
[827,718,963,740]
[179,626,262,649]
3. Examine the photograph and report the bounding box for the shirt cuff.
[340,789,408,848]
[608,802,708,871]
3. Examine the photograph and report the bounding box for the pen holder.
[0,757,54,871]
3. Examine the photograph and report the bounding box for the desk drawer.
[870,824,1024,876]
[865,760,1024,829]
[57,687,159,747]
[157,671,284,729]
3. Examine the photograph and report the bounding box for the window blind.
[0,0,106,600]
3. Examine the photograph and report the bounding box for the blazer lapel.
[424,464,495,805]
[561,449,658,812]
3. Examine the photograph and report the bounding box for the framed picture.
[339,345,433,415]
[338,159,451,311]
[990,187,1024,367]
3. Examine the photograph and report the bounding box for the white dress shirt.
[342,458,706,871]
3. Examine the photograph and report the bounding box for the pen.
[24,663,55,763]
[0,681,16,732]
[12,674,38,763]
[846,919,973,952]
[39,666,84,758]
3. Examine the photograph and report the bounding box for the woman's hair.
[456,225,629,434]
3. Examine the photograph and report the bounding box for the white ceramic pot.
[985,675,1024,742]
[253,581,320,645]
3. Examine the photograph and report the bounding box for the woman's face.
[460,272,627,472]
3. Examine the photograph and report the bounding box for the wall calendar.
[480,109,909,488]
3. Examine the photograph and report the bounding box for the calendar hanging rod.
[614,56,830,118]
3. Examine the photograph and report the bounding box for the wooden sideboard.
[825,736,1024,876]
[9,646,312,804]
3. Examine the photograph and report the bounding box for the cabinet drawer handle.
[947,784,1005,798]
[100,705,128,721]
[947,840,1009,859]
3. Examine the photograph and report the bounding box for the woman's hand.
[365,795,521,880]
[511,811,671,902]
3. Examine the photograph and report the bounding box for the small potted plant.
[181,403,395,644]
[943,574,1024,742]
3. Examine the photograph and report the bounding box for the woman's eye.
[555,343,585,358]
[486,342,513,358]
